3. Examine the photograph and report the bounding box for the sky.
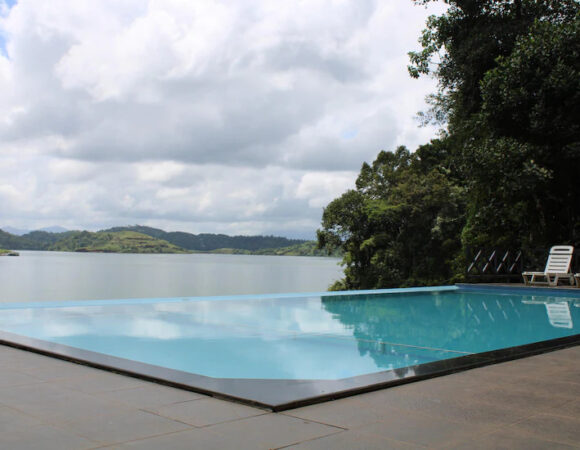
[0,0,445,239]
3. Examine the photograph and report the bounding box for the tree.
[318,144,465,290]
[464,16,580,248]
[408,1,579,134]
[408,0,580,250]
[481,18,580,148]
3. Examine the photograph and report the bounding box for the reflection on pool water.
[0,287,579,380]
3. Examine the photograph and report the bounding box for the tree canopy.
[319,0,580,289]
[318,144,465,289]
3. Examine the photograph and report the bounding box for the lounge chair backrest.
[544,245,574,273]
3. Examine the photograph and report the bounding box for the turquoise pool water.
[0,286,579,380]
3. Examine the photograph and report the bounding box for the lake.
[0,251,343,303]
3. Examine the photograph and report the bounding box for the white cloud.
[0,0,446,236]
[296,172,357,208]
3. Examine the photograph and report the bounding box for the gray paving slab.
[546,399,580,420]
[354,412,488,448]
[0,383,134,423]
[0,405,44,432]
[353,386,531,428]
[48,371,148,394]
[284,395,395,429]
[0,422,97,450]
[542,367,580,385]
[507,413,580,447]
[149,397,267,427]
[364,371,494,403]
[3,352,100,377]
[459,356,565,379]
[99,384,205,410]
[448,428,577,450]
[465,382,572,413]
[116,427,262,450]
[192,413,343,449]
[0,367,44,387]
[56,409,193,446]
[284,429,417,449]
[484,372,580,398]
[117,414,342,450]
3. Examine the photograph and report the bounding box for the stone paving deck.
[0,344,579,449]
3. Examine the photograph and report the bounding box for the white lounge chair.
[522,245,574,287]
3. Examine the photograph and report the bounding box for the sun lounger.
[522,245,574,287]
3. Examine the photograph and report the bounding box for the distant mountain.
[1,225,68,235]
[103,225,307,252]
[38,226,68,233]
[2,226,29,236]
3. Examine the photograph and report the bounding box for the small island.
[0,249,19,256]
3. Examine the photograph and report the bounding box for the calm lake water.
[0,251,343,303]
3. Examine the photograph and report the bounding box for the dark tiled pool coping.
[1,284,579,411]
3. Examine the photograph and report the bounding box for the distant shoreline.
[0,226,339,257]
[11,248,339,258]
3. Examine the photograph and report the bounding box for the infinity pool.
[1,285,579,410]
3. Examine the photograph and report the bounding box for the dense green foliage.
[105,226,307,251]
[408,0,580,249]
[211,241,341,257]
[318,0,579,289]
[253,241,341,257]
[466,16,580,247]
[24,230,68,247]
[0,230,39,249]
[0,229,79,250]
[48,231,189,253]
[318,145,465,289]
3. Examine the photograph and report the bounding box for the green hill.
[0,229,73,250]
[104,225,307,251]
[0,229,39,249]
[48,231,189,254]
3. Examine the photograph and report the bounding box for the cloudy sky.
[0,0,445,239]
